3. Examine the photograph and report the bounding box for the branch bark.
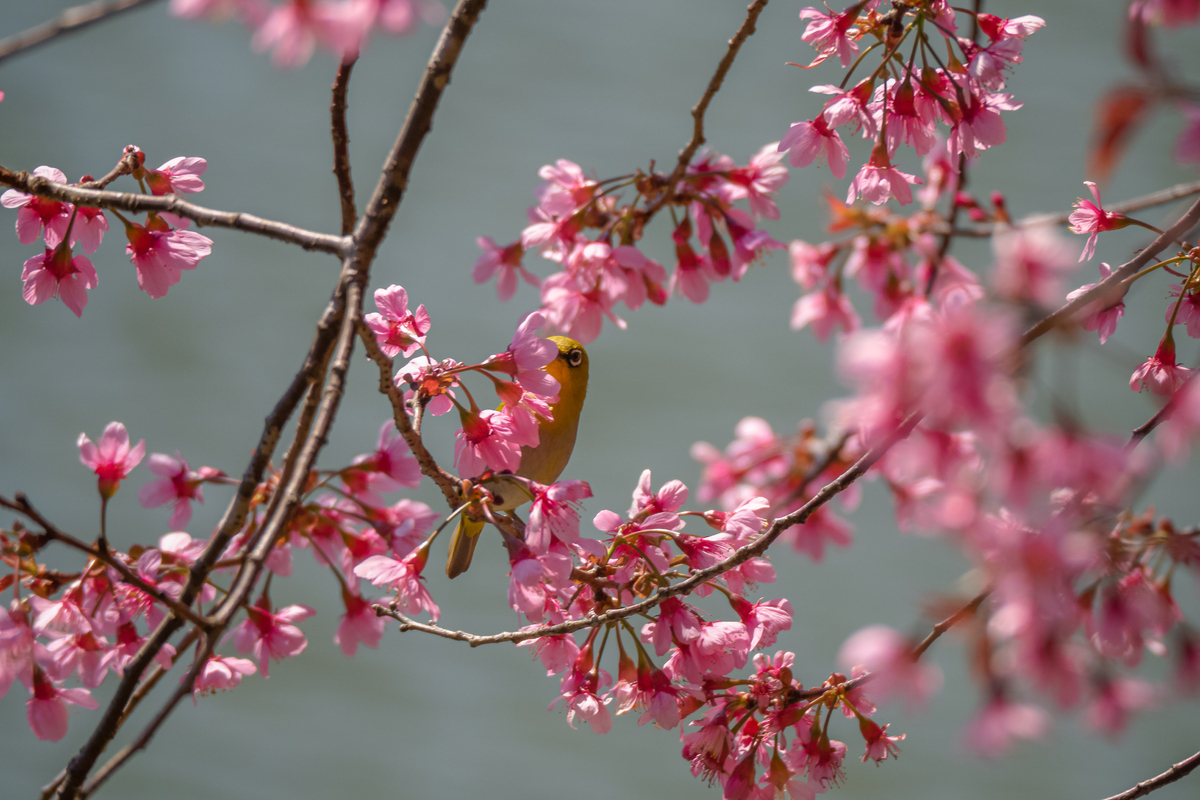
[0,0,160,65]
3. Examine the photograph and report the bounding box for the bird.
[445,335,588,578]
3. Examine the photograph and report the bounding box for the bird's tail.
[445,515,485,579]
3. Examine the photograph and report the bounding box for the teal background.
[1,1,1198,798]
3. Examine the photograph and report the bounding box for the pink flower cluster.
[780,3,1042,208]
[2,411,435,741]
[473,147,787,343]
[171,0,445,69]
[2,150,214,315]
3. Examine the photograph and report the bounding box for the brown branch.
[0,0,159,65]
[0,494,209,630]
[1100,749,1200,800]
[1020,196,1200,348]
[946,179,1200,238]
[647,0,769,216]
[356,320,462,509]
[910,590,989,659]
[331,57,359,236]
[0,165,347,256]
[375,412,921,647]
[81,149,141,191]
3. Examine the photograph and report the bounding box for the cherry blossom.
[1068,181,1128,262]
[123,216,213,299]
[230,600,316,678]
[78,422,145,499]
[365,284,431,358]
[20,245,98,317]
[1,165,71,247]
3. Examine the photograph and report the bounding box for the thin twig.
[647,0,769,216]
[0,0,159,64]
[331,57,359,236]
[0,165,348,256]
[1020,196,1200,348]
[375,412,922,647]
[0,494,209,629]
[945,179,1200,238]
[1100,749,1200,800]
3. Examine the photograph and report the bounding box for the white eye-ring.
[567,349,584,367]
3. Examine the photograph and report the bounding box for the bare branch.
[0,165,348,256]
[331,57,359,236]
[1100,750,1200,800]
[0,0,159,65]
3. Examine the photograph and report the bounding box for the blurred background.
[1,1,1198,798]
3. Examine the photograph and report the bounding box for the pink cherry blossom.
[231,601,316,678]
[474,236,537,300]
[345,421,420,499]
[365,284,431,358]
[144,157,208,196]
[1130,337,1191,395]
[964,698,1049,755]
[791,284,861,341]
[454,408,522,476]
[334,591,386,656]
[0,601,37,698]
[251,0,372,68]
[729,596,793,651]
[139,451,223,528]
[1,166,71,247]
[540,271,626,343]
[78,422,145,499]
[798,4,864,67]
[778,117,849,179]
[20,245,98,317]
[375,0,446,36]
[845,147,922,207]
[71,203,109,255]
[483,310,561,397]
[123,218,213,298]
[26,667,98,742]
[396,356,459,415]
[724,143,790,220]
[1086,677,1155,736]
[192,655,257,701]
[991,224,1078,307]
[526,479,592,553]
[1069,181,1128,262]
[948,88,1021,160]
[1065,262,1125,343]
[354,546,439,621]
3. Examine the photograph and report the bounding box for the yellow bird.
[445,335,589,578]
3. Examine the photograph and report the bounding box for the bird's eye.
[567,348,584,367]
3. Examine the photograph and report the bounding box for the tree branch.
[0,0,159,65]
[0,165,348,256]
[331,57,359,236]
[1100,750,1200,800]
